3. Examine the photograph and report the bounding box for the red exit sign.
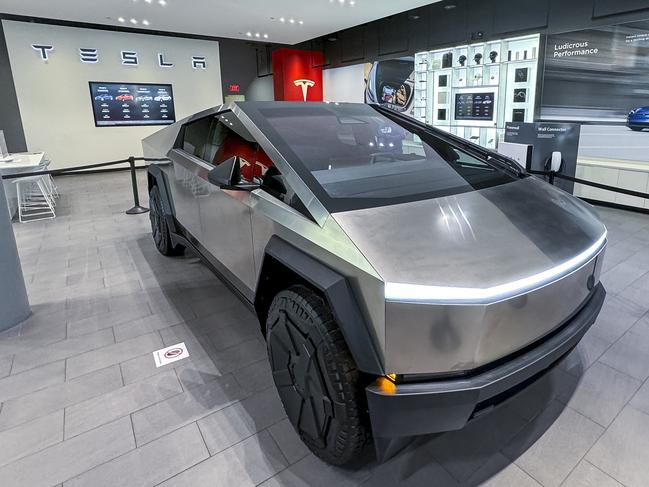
[229,84,240,93]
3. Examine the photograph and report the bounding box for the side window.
[180,112,310,218]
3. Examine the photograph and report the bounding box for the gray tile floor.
[2,171,649,486]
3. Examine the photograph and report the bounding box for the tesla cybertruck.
[143,101,607,465]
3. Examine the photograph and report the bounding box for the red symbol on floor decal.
[164,347,183,359]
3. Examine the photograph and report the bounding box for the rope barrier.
[2,154,647,215]
[529,169,649,200]
[1,156,171,215]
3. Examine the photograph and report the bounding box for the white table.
[0,152,46,219]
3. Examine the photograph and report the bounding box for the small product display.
[438,92,448,104]
[442,52,453,68]
[473,53,483,65]
[437,108,447,120]
[458,54,467,67]
[89,82,175,127]
[512,108,526,122]
[438,74,448,87]
[489,51,498,63]
[515,67,529,83]
[514,88,527,103]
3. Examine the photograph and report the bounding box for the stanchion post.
[126,156,149,215]
[548,171,555,185]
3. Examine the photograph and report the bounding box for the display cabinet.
[415,34,540,150]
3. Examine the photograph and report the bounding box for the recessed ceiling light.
[129,18,138,24]
[349,0,355,4]
[338,0,345,4]
[298,20,304,25]
[117,17,125,23]
[246,31,252,37]
[289,18,295,23]
[144,0,152,3]
[254,32,260,38]
[158,0,166,5]
[444,4,457,10]
[142,19,150,25]
[279,17,285,22]
[263,33,269,38]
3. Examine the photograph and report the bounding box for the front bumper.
[627,119,649,128]
[365,283,605,438]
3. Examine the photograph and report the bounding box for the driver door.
[176,111,258,299]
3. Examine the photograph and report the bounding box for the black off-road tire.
[266,285,370,465]
[149,185,184,256]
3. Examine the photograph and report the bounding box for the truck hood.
[332,177,607,303]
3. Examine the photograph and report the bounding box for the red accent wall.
[272,48,324,102]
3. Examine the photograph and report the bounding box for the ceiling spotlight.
[246,31,252,37]
[144,0,152,3]
[298,20,304,25]
[142,19,150,25]
[338,0,345,4]
[289,18,295,23]
[129,18,138,24]
[279,17,285,22]
[158,0,166,5]
[263,33,269,38]
[117,17,125,23]
[254,32,260,38]
[349,0,355,4]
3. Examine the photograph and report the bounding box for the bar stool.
[39,158,59,200]
[13,174,56,223]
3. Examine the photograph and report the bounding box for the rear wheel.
[266,285,369,465]
[630,127,643,131]
[149,185,184,256]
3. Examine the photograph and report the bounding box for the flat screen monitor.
[89,82,176,127]
[454,92,495,121]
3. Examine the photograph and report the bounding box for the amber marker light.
[377,375,397,394]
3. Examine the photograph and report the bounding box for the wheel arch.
[255,236,384,375]
[147,165,178,234]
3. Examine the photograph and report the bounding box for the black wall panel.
[428,0,468,47]
[255,46,272,77]
[593,0,649,18]
[339,28,365,63]
[493,0,549,34]
[0,22,26,153]
[377,14,409,56]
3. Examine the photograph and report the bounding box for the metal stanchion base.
[126,205,150,215]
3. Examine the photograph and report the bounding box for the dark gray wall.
[0,21,26,153]
[295,0,649,68]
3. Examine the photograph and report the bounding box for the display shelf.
[414,33,540,149]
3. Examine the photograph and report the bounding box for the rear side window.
[179,111,274,181]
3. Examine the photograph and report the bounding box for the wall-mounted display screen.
[455,92,495,121]
[89,82,176,127]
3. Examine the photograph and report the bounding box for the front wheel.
[630,127,644,132]
[266,285,369,465]
[149,185,184,256]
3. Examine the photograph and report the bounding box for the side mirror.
[207,156,258,191]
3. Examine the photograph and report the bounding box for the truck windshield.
[253,103,516,212]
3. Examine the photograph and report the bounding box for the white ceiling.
[0,0,440,44]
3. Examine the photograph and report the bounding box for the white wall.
[323,63,366,103]
[2,20,223,168]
